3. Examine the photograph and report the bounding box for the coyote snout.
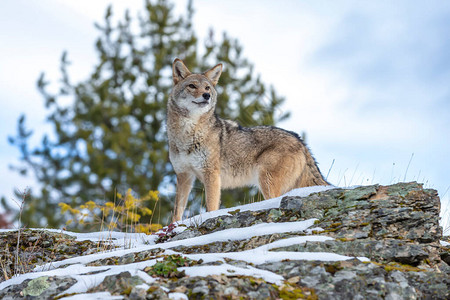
[192,93,209,105]
[167,59,328,222]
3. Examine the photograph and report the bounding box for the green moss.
[228,209,241,215]
[324,263,343,275]
[279,288,304,299]
[275,283,318,300]
[145,254,201,278]
[147,286,159,293]
[329,222,342,228]
[54,293,78,300]
[369,261,426,273]
[320,228,339,233]
[122,287,132,295]
[384,264,424,273]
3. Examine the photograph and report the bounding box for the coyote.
[168,59,328,221]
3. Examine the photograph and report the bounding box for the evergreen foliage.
[6,0,289,229]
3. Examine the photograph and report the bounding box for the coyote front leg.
[173,173,195,222]
[204,170,221,212]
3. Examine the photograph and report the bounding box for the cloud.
[277,1,450,191]
[311,3,450,106]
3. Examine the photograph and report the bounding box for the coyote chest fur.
[168,59,328,222]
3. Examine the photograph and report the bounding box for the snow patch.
[33,219,320,272]
[180,263,284,285]
[177,185,337,227]
[59,292,124,300]
[168,292,188,300]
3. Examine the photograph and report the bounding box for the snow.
[256,235,333,250]
[0,228,158,248]
[440,240,450,247]
[186,251,361,266]
[59,292,124,300]
[32,219,321,272]
[180,264,285,285]
[181,234,365,267]
[172,219,321,246]
[168,292,188,300]
[177,185,336,228]
[0,185,370,299]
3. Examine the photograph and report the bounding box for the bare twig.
[403,153,414,182]
[326,159,335,181]
[13,188,29,276]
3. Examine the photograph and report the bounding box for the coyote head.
[170,59,223,117]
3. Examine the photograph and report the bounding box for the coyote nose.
[202,93,210,100]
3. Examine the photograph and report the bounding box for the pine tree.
[6,0,289,229]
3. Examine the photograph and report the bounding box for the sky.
[0,0,449,222]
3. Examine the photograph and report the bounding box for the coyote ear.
[172,58,191,85]
[204,63,223,86]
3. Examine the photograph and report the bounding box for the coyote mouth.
[192,100,209,106]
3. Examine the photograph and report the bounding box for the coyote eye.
[205,86,210,91]
[188,84,196,89]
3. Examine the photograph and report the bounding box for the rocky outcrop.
[0,229,105,282]
[0,182,449,299]
[279,183,443,265]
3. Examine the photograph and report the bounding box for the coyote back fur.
[168,59,328,221]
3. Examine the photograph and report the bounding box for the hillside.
[0,182,449,299]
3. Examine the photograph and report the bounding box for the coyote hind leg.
[258,170,282,200]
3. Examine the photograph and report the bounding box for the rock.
[169,229,202,241]
[258,259,424,299]
[0,276,76,299]
[129,285,148,300]
[87,248,165,266]
[279,182,443,265]
[89,271,144,295]
[0,230,105,283]
[0,182,448,299]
